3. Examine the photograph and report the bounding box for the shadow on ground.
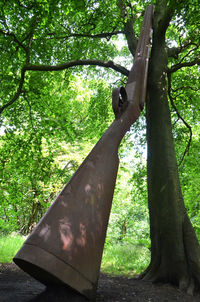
[28,285,87,302]
[0,263,199,302]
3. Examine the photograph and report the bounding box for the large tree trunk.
[144,5,200,294]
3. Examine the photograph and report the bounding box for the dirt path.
[0,263,199,302]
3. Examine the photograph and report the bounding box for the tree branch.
[123,19,138,56]
[46,31,124,41]
[0,28,27,51]
[117,0,137,57]
[168,57,200,73]
[154,1,175,38]
[25,59,129,76]
[177,46,199,66]
[0,15,37,61]
[161,6,174,35]
[167,41,198,59]
[0,59,128,115]
[172,85,199,93]
[0,68,26,114]
[167,73,192,166]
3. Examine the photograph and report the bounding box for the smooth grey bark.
[143,2,200,293]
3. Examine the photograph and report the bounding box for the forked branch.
[168,57,200,73]
[167,41,198,59]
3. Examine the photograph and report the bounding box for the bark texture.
[144,1,200,294]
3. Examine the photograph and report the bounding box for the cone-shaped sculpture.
[13,5,154,300]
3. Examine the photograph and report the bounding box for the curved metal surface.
[13,5,154,301]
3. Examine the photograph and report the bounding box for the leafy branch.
[0,15,37,63]
[117,0,137,56]
[46,31,124,41]
[0,28,27,52]
[167,41,198,59]
[168,57,200,73]
[167,73,192,166]
[25,59,129,75]
[0,59,129,115]
[0,68,26,114]
[0,19,39,114]
[172,86,199,93]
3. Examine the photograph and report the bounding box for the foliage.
[107,137,149,246]
[102,242,150,276]
[169,65,200,238]
[0,72,114,234]
[0,234,26,263]
[0,233,150,276]
[0,0,199,282]
[178,124,200,238]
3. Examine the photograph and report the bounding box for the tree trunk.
[144,7,200,294]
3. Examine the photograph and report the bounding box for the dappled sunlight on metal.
[13,4,154,301]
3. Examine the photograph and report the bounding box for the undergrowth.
[0,234,150,277]
[0,233,25,263]
[101,241,150,276]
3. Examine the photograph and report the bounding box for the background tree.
[0,0,200,293]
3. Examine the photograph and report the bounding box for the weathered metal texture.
[112,4,153,123]
[13,5,154,301]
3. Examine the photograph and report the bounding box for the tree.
[144,1,200,293]
[0,0,200,293]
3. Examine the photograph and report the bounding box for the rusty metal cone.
[13,5,154,301]
[13,137,119,300]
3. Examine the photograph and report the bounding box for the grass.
[101,242,150,276]
[0,233,25,263]
[0,234,150,277]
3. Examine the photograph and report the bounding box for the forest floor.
[0,263,200,302]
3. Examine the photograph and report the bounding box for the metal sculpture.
[13,5,154,301]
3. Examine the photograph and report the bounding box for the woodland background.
[0,0,199,277]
